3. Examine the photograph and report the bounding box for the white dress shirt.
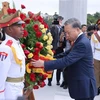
[91,31,100,60]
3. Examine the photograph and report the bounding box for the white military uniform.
[91,31,100,60]
[0,34,25,100]
[91,31,100,88]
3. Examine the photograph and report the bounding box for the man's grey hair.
[64,18,81,29]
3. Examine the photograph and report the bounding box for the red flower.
[21,4,26,9]
[39,81,46,87]
[35,42,41,47]
[35,42,43,50]
[38,81,42,85]
[39,45,43,50]
[33,54,39,60]
[28,11,34,18]
[23,30,28,37]
[22,24,26,28]
[33,85,39,89]
[45,24,48,29]
[39,73,43,77]
[37,16,43,23]
[34,48,40,53]
[36,31,42,38]
[42,22,48,29]
[25,19,30,24]
[21,44,26,49]
[20,13,27,20]
[33,17,37,21]
[30,73,36,82]
[7,8,16,14]
[33,24,39,32]
[24,50,30,55]
[42,74,48,80]
[12,9,16,13]
[7,8,12,14]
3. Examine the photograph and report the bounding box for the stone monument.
[59,0,87,24]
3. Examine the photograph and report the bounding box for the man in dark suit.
[47,20,59,86]
[48,16,64,86]
[32,18,97,100]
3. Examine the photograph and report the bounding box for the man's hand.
[31,59,44,67]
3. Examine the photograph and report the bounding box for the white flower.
[39,24,44,29]
[47,32,52,36]
[43,35,48,41]
[41,28,46,33]
[47,40,52,45]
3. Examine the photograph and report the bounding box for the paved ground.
[34,71,100,100]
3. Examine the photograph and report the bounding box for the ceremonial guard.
[0,10,26,99]
[91,19,100,95]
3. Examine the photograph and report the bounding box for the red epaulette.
[6,40,13,47]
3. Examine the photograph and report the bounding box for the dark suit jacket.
[50,25,63,51]
[44,34,97,99]
[50,25,59,50]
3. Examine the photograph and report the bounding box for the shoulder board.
[6,40,13,47]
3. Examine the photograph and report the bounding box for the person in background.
[56,26,74,89]
[56,16,64,86]
[81,24,87,36]
[32,18,97,100]
[56,26,69,89]
[87,25,95,40]
[47,19,59,86]
[48,16,64,86]
[91,19,100,95]
[0,10,27,99]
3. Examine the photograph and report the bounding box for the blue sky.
[0,0,100,15]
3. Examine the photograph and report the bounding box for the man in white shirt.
[0,10,26,99]
[91,19,100,95]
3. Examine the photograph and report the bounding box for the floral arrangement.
[18,5,54,89]
[6,4,54,89]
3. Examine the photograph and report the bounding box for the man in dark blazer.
[47,20,59,86]
[48,17,64,86]
[32,18,97,100]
